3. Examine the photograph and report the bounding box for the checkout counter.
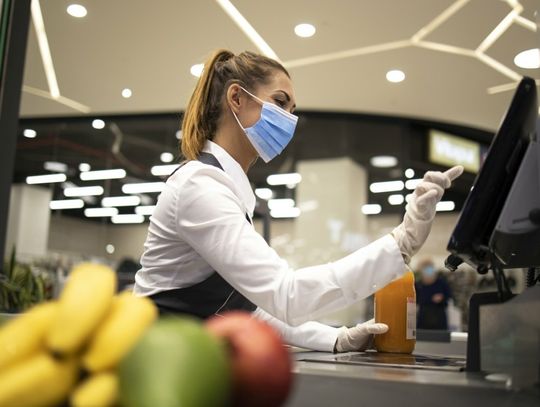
[285,333,539,407]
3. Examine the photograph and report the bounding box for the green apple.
[118,316,231,407]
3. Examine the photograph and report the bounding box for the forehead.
[261,71,295,100]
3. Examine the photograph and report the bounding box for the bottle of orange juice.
[374,269,416,354]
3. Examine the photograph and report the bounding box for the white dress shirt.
[135,140,405,351]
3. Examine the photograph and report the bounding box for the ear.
[226,83,243,114]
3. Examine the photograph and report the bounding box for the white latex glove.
[334,319,389,353]
[392,165,464,263]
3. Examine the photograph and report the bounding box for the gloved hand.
[392,165,464,263]
[334,319,388,353]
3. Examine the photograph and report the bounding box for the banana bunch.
[0,262,158,407]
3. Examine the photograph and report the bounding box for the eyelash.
[274,98,286,107]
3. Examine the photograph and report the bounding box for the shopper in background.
[415,258,452,330]
[134,49,463,352]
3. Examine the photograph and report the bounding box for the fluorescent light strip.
[85,207,118,217]
[22,85,90,113]
[514,15,537,32]
[80,169,127,181]
[64,186,104,197]
[405,179,423,190]
[135,205,156,216]
[414,41,475,57]
[270,207,301,218]
[476,8,521,53]
[254,188,273,200]
[49,199,84,210]
[268,199,295,210]
[111,214,145,224]
[215,0,279,60]
[30,0,60,98]
[26,173,66,184]
[475,52,521,82]
[102,196,141,207]
[266,173,302,186]
[388,194,405,205]
[151,164,179,176]
[44,161,68,172]
[411,0,470,43]
[436,201,455,212]
[122,182,166,194]
[361,204,382,215]
[369,180,404,193]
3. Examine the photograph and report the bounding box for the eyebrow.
[276,90,296,110]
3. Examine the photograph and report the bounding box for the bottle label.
[406,297,416,340]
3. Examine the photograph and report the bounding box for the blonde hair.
[180,49,289,160]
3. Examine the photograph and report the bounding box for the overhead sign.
[429,130,480,173]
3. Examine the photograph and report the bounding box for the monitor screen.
[446,76,538,270]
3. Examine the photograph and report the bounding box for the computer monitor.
[446,76,539,272]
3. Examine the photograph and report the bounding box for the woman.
[134,49,463,352]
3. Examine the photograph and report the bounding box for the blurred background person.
[415,258,452,330]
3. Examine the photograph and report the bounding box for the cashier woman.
[134,49,463,352]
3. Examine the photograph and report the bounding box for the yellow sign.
[429,130,480,173]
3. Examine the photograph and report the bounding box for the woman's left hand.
[334,319,388,352]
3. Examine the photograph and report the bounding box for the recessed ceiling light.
[386,69,405,83]
[23,129,37,138]
[190,63,204,78]
[106,244,115,254]
[121,88,132,98]
[79,163,91,172]
[405,168,415,178]
[294,23,316,38]
[514,48,540,69]
[92,119,105,129]
[160,152,174,163]
[370,155,398,168]
[67,4,87,18]
[176,130,183,139]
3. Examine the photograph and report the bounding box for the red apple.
[205,311,293,407]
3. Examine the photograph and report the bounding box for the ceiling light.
[79,163,91,172]
[268,199,294,210]
[270,207,301,218]
[514,48,540,69]
[102,196,141,207]
[294,23,316,38]
[405,179,423,190]
[405,168,415,178]
[92,119,105,129]
[80,169,126,181]
[106,244,115,254]
[66,4,87,18]
[190,63,204,78]
[84,207,118,217]
[405,193,413,203]
[255,188,273,200]
[64,186,104,197]
[370,155,398,168]
[386,69,405,83]
[135,205,156,216]
[160,152,174,163]
[151,164,179,176]
[26,173,67,184]
[267,173,302,186]
[44,161,68,172]
[121,88,132,98]
[388,194,405,205]
[176,130,182,139]
[369,180,404,193]
[49,199,84,210]
[23,129,37,138]
[361,204,382,215]
[122,182,166,194]
[111,214,145,224]
[436,201,455,212]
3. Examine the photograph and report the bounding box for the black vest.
[149,152,257,319]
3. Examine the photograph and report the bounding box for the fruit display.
[0,261,294,407]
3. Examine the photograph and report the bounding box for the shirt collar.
[202,140,256,217]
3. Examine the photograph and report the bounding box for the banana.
[0,301,58,370]
[71,371,119,407]
[83,291,158,372]
[47,262,117,355]
[0,352,78,407]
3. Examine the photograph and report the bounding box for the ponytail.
[180,49,290,160]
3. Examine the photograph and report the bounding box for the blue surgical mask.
[422,266,435,277]
[231,86,298,163]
